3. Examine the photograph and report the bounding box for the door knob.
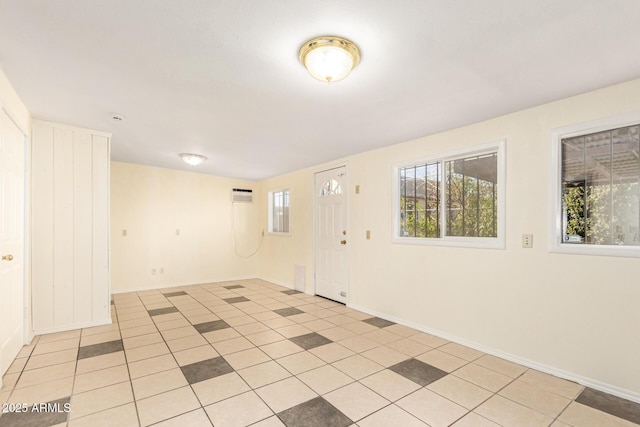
[340,240,347,245]
[2,254,14,261]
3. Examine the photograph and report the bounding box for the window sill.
[392,236,505,250]
[550,243,640,258]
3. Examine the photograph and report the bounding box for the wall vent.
[231,188,253,203]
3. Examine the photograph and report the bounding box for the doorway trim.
[313,164,349,303]
[0,102,30,387]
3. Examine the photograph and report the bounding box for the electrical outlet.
[522,234,533,248]
[366,230,371,240]
[355,185,360,194]
[122,229,127,237]
[151,268,157,275]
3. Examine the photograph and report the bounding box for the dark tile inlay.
[147,306,179,316]
[193,319,231,334]
[281,289,301,295]
[223,285,244,289]
[273,307,304,317]
[289,332,332,350]
[576,387,640,424]
[77,339,123,360]
[389,358,447,386]
[180,356,234,384]
[163,291,187,297]
[362,317,396,328]
[0,397,70,427]
[223,296,250,304]
[278,397,352,427]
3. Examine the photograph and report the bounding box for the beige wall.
[110,162,260,292]
[257,79,640,400]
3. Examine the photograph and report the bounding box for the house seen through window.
[561,124,640,247]
[396,141,504,248]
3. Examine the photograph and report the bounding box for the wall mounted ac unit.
[231,188,253,203]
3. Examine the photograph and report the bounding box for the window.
[394,141,505,248]
[320,179,342,196]
[268,188,290,234]
[553,119,640,256]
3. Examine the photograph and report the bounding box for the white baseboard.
[256,276,319,297]
[256,276,294,290]
[110,276,256,294]
[33,317,112,336]
[347,303,640,404]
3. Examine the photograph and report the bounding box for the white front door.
[0,108,25,378]
[315,166,348,304]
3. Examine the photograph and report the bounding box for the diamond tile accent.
[148,306,179,316]
[77,340,124,360]
[389,358,448,386]
[180,356,234,384]
[193,319,231,334]
[223,285,244,289]
[0,397,70,427]
[163,291,188,297]
[362,317,396,328]
[576,387,640,424]
[277,397,352,427]
[224,296,250,304]
[290,333,332,350]
[281,290,301,295]
[273,307,304,317]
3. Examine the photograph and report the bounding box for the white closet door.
[32,121,111,333]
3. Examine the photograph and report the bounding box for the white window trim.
[392,140,506,249]
[550,113,640,258]
[267,187,291,236]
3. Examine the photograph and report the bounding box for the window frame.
[550,114,640,258]
[267,187,291,236]
[392,140,506,249]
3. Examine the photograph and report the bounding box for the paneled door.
[314,166,348,303]
[0,108,25,379]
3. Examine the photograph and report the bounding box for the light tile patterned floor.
[1,279,639,427]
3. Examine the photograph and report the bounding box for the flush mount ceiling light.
[179,153,207,166]
[299,36,360,83]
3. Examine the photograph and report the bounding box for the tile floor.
[1,279,639,427]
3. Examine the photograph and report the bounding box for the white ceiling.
[2,1,640,180]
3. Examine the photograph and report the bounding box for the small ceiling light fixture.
[110,112,126,121]
[299,36,360,83]
[179,153,207,166]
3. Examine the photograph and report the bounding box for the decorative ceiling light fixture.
[299,36,360,83]
[179,153,207,166]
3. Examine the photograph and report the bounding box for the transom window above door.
[320,179,342,196]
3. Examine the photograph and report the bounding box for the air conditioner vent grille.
[232,188,253,203]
